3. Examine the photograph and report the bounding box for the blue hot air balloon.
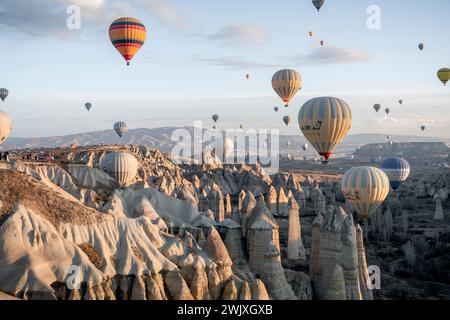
[380,157,410,190]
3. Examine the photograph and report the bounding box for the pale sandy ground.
[0,291,19,300]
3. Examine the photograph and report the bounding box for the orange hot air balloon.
[109,17,147,66]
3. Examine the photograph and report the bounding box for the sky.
[0,0,449,138]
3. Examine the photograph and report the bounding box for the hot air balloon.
[274,106,279,112]
[245,74,250,80]
[373,104,381,112]
[101,152,139,186]
[320,40,324,46]
[213,125,216,130]
[387,135,391,140]
[398,99,403,105]
[283,116,291,126]
[0,89,8,102]
[298,97,352,162]
[385,108,390,115]
[85,103,92,111]
[437,68,450,86]
[240,124,244,129]
[0,111,12,145]
[308,31,313,37]
[312,0,325,12]
[212,114,219,123]
[114,121,128,138]
[109,17,147,66]
[418,43,424,51]
[420,125,426,131]
[272,69,302,107]
[301,142,309,152]
[380,157,410,191]
[340,166,390,219]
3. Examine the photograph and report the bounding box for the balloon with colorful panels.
[109,17,147,66]
[272,69,302,107]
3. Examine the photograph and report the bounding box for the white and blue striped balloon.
[380,157,410,190]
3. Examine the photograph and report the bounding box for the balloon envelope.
[109,17,147,65]
[421,126,426,131]
[373,104,381,112]
[437,68,450,86]
[0,111,12,145]
[274,106,279,112]
[101,152,139,186]
[212,114,219,122]
[385,108,390,115]
[340,166,390,219]
[312,0,325,11]
[114,121,128,138]
[0,88,8,102]
[380,157,410,191]
[298,97,352,161]
[283,116,291,126]
[85,103,92,111]
[272,69,302,107]
[418,43,424,51]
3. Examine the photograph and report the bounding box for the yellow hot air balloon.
[340,166,390,220]
[109,17,147,65]
[272,69,302,107]
[437,68,450,86]
[298,97,352,162]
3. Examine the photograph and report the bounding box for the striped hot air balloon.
[114,121,128,138]
[109,17,147,66]
[437,68,450,86]
[0,88,8,102]
[272,69,302,107]
[380,157,410,191]
[340,166,390,220]
[298,97,352,162]
[0,111,12,145]
[102,152,139,186]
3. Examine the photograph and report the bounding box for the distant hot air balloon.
[385,108,390,115]
[101,152,139,186]
[0,89,8,102]
[274,106,279,112]
[283,116,291,126]
[387,135,391,140]
[272,69,302,107]
[420,125,426,131]
[373,104,381,112]
[213,125,216,130]
[308,31,313,37]
[114,121,128,138]
[418,43,424,51]
[398,99,403,105]
[312,0,325,12]
[301,142,309,152]
[109,17,147,66]
[240,124,244,129]
[0,111,12,145]
[85,103,92,111]
[245,74,250,80]
[298,97,352,162]
[212,114,219,123]
[320,40,324,46]
[437,68,450,86]
[340,166,390,219]
[380,157,410,191]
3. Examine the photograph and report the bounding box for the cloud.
[291,46,373,65]
[205,23,270,46]
[191,56,280,70]
[0,0,129,38]
[139,0,189,29]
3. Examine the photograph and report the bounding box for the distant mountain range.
[2,127,449,156]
